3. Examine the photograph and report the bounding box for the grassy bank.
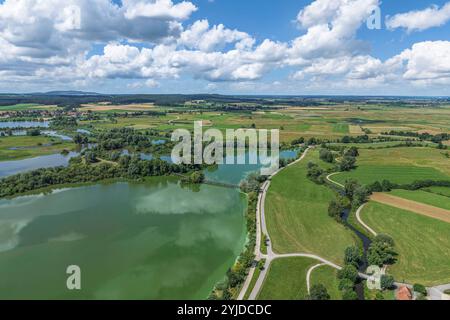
[258,257,317,300]
[265,150,356,264]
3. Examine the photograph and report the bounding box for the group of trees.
[96,128,155,151]
[339,147,359,172]
[344,180,371,209]
[337,247,362,300]
[384,130,450,144]
[50,116,78,129]
[368,179,450,193]
[306,162,327,184]
[367,234,397,268]
[209,188,259,300]
[0,155,203,198]
[341,135,370,144]
[240,173,267,193]
[319,148,334,163]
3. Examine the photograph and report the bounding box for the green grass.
[0,136,74,161]
[332,123,349,134]
[243,267,262,300]
[334,147,450,186]
[309,265,341,300]
[361,202,450,286]
[265,150,356,264]
[334,165,447,186]
[390,189,450,211]
[258,257,317,300]
[424,186,450,197]
[363,282,396,300]
[0,104,40,111]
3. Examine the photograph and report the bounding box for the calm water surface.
[0,179,246,299]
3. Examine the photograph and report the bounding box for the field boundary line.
[371,193,450,224]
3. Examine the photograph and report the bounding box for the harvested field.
[371,193,450,224]
[81,103,155,111]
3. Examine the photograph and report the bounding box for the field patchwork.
[371,192,450,224]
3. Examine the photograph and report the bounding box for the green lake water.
[0,178,247,299]
[0,149,299,299]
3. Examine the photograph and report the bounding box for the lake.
[0,152,79,178]
[0,179,247,300]
[0,148,299,299]
[0,121,50,128]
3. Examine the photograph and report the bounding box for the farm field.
[333,147,450,185]
[80,103,156,112]
[389,190,450,211]
[257,257,317,300]
[424,186,450,197]
[0,104,58,111]
[265,150,356,263]
[0,136,74,161]
[78,103,450,144]
[309,265,341,300]
[360,202,450,286]
[371,193,450,224]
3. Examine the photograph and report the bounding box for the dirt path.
[371,193,450,224]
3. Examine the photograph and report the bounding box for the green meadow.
[0,136,74,161]
[333,147,450,185]
[309,265,341,300]
[265,150,356,264]
[390,189,450,211]
[361,202,450,286]
[258,257,317,300]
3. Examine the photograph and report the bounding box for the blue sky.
[1,0,450,95]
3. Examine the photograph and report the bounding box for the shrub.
[413,284,427,296]
[309,284,330,300]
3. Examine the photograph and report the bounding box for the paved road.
[239,147,449,300]
[307,264,326,294]
[355,203,378,237]
[326,172,344,188]
[245,147,350,300]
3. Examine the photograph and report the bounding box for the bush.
[344,246,362,268]
[342,289,358,300]
[413,284,427,296]
[309,284,330,300]
[338,279,354,291]
[337,265,359,283]
[319,149,334,163]
[380,275,395,290]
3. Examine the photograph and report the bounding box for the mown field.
[424,186,450,197]
[333,147,450,185]
[0,136,74,161]
[265,150,356,263]
[389,189,450,211]
[361,202,450,286]
[258,257,317,300]
[0,104,58,111]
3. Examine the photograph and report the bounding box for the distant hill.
[41,91,104,96]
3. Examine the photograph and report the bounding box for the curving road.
[238,147,448,300]
[355,203,378,237]
[307,263,326,294]
[326,172,345,188]
[240,147,354,300]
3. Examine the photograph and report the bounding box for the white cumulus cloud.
[386,2,450,32]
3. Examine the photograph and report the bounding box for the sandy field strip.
[81,103,155,111]
[371,193,450,224]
